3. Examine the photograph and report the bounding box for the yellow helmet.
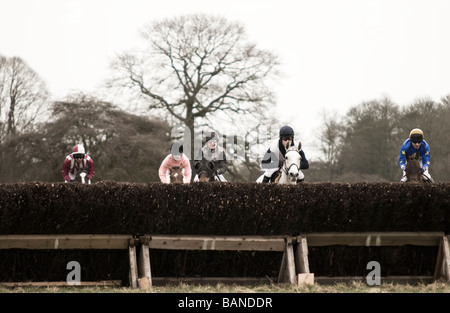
[409,128,424,142]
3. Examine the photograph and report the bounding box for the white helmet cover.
[72,144,86,155]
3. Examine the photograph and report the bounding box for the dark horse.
[404,152,424,183]
[192,159,216,182]
[74,169,91,184]
[192,158,226,182]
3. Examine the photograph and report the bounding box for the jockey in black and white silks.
[260,126,309,183]
[193,131,228,182]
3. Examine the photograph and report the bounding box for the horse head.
[281,142,302,183]
[169,164,184,183]
[193,159,215,182]
[75,169,91,184]
[405,152,422,183]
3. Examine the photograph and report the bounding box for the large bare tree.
[108,14,280,159]
[0,55,49,140]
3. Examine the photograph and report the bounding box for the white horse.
[277,143,302,184]
[256,142,302,184]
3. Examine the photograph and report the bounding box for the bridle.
[405,158,423,183]
[281,149,301,178]
[194,160,215,182]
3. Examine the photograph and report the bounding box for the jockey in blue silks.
[260,125,309,183]
[398,128,434,182]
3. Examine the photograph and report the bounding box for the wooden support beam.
[445,236,450,283]
[277,238,296,284]
[434,236,450,283]
[295,236,310,274]
[128,244,138,289]
[138,243,152,289]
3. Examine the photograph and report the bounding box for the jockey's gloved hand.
[216,168,226,175]
[422,169,432,180]
[299,150,306,159]
[400,171,407,182]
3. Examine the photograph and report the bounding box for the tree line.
[1,14,449,183]
[313,95,450,183]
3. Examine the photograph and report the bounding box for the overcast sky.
[2,0,450,160]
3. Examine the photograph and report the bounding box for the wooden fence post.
[138,236,152,289]
[277,237,296,284]
[434,235,450,283]
[295,236,310,274]
[128,238,138,289]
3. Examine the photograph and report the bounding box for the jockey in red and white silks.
[62,144,95,183]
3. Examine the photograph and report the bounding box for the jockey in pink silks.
[158,143,192,184]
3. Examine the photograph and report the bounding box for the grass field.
[1,281,450,293]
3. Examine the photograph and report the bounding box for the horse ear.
[297,141,302,151]
[207,161,215,170]
[285,141,290,150]
[193,161,201,170]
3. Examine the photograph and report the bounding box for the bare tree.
[0,55,49,140]
[316,109,345,179]
[108,14,280,159]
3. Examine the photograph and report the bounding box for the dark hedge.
[0,181,448,283]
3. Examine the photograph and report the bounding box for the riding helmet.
[279,126,294,138]
[205,131,218,143]
[71,144,85,155]
[171,142,183,156]
[409,128,424,142]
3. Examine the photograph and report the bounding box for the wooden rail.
[298,232,444,247]
[138,235,297,287]
[293,232,450,284]
[0,234,135,249]
[0,234,140,288]
[141,235,288,251]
